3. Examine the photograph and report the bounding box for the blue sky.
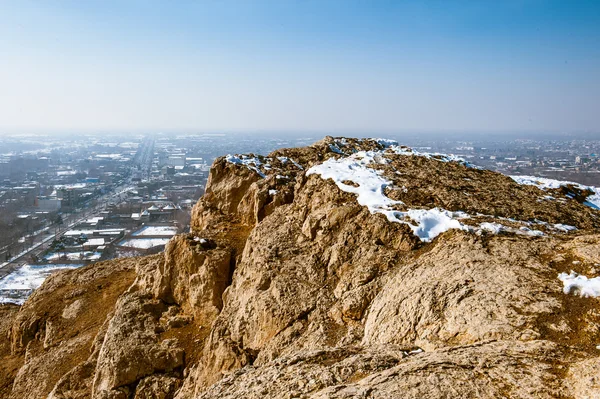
[0,0,599,134]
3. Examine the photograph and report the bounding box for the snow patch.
[479,222,505,234]
[403,208,469,241]
[277,157,304,170]
[559,272,600,297]
[307,152,469,242]
[307,152,403,218]
[225,154,266,178]
[553,224,577,232]
[510,175,600,210]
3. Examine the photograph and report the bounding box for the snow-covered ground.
[511,175,600,210]
[0,263,84,304]
[306,141,574,242]
[118,238,170,249]
[225,154,267,177]
[45,251,102,261]
[132,226,178,236]
[306,149,475,242]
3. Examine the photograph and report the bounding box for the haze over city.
[1,0,599,134]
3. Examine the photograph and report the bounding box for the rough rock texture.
[2,136,600,398]
[3,256,139,399]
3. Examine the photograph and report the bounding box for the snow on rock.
[510,175,600,210]
[307,151,470,242]
[277,156,304,170]
[268,189,278,196]
[307,151,403,220]
[553,224,578,232]
[306,142,554,242]
[479,222,505,234]
[225,154,266,178]
[374,138,476,167]
[558,272,600,297]
[404,208,469,241]
[518,227,545,237]
[477,222,545,237]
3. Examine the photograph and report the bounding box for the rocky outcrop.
[2,137,600,398]
[3,256,139,399]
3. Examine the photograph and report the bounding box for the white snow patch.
[307,152,469,242]
[479,222,505,234]
[225,154,266,178]
[307,152,403,219]
[559,272,600,297]
[518,227,545,237]
[389,146,474,166]
[269,189,278,195]
[403,209,469,241]
[277,157,304,170]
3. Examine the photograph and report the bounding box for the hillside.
[2,136,600,398]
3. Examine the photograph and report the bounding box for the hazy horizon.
[1,0,599,135]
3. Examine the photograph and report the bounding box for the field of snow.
[0,263,84,304]
[132,226,178,236]
[118,238,170,249]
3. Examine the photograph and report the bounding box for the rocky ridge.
[1,136,600,398]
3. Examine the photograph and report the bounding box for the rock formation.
[2,136,600,398]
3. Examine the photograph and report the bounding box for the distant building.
[165,155,186,168]
[36,196,61,211]
[59,188,80,209]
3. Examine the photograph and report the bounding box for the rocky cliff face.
[2,137,600,398]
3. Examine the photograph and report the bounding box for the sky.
[0,0,599,135]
